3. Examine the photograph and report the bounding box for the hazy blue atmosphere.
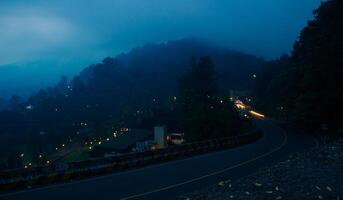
[0,0,320,98]
[1,1,343,197]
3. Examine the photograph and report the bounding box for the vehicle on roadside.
[167,133,185,145]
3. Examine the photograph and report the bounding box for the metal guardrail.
[0,130,261,193]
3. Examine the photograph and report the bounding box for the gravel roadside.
[179,141,343,200]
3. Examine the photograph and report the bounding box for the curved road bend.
[1,120,317,200]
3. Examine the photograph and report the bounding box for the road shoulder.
[180,140,343,200]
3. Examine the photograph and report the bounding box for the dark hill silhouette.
[78,38,264,93]
[0,39,264,169]
[13,38,267,131]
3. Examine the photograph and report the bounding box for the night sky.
[0,0,321,98]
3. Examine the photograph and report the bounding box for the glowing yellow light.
[24,165,28,169]
[39,154,42,158]
[249,110,265,118]
[46,160,50,164]
[98,141,102,145]
[62,144,65,147]
[235,104,246,109]
[220,100,223,104]
[89,146,92,150]
[20,153,24,157]
[106,138,110,141]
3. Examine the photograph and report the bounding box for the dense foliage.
[0,39,260,169]
[180,57,240,141]
[255,0,343,133]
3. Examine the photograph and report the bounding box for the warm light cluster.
[234,99,246,109]
[235,104,246,109]
[249,110,265,118]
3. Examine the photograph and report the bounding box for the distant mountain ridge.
[18,38,266,132]
[78,38,265,92]
[0,38,266,165]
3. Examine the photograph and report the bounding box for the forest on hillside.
[0,40,260,169]
[0,0,342,170]
[254,0,343,135]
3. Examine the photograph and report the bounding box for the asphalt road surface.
[0,120,318,200]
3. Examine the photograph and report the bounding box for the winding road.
[0,120,317,200]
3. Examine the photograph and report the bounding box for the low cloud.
[0,9,77,65]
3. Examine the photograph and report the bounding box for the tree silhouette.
[180,57,239,141]
[255,0,343,133]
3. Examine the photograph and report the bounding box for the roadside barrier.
[0,130,261,193]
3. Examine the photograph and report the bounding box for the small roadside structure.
[154,125,167,149]
[135,125,185,152]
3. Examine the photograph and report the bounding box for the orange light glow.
[151,144,157,151]
[249,110,265,118]
[235,104,246,109]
